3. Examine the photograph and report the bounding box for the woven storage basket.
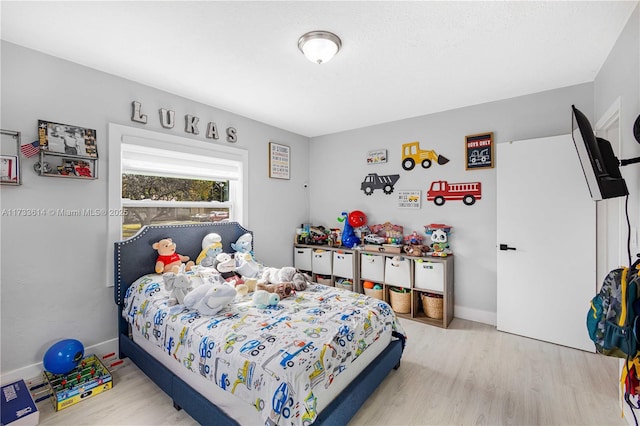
[364,287,383,300]
[389,288,411,314]
[336,281,353,292]
[421,293,443,319]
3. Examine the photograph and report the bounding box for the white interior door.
[497,134,595,351]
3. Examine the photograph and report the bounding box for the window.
[120,143,238,238]
[107,123,248,286]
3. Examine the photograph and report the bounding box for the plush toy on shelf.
[153,238,195,274]
[424,224,453,256]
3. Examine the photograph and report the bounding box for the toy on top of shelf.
[309,226,329,245]
[327,228,342,247]
[337,210,367,248]
[370,222,404,244]
[404,231,423,245]
[295,225,328,245]
[424,224,453,256]
[402,244,428,257]
[363,233,386,245]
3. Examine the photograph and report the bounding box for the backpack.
[586,264,640,358]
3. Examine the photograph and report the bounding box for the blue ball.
[43,339,84,375]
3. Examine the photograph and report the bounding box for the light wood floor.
[33,318,627,426]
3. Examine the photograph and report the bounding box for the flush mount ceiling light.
[297,31,342,64]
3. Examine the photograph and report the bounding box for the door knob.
[499,244,516,251]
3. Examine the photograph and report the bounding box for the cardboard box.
[43,354,112,411]
[1,379,39,426]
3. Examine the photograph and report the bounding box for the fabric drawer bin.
[332,251,354,279]
[414,260,444,292]
[360,253,385,282]
[384,257,411,289]
[311,249,332,275]
[294,247,312,271]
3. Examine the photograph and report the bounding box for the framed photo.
[465,132,494,170]
[38,120,98,158]
[367,149,387,164]
[269,142,290,179]
[0,155,19,184]
[397,190,421,209]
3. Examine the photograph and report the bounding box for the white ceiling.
[1,1,637,137]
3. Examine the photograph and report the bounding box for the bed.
[114,222,406,425]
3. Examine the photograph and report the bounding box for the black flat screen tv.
[571,105,628,200]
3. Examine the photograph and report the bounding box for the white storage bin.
[414,260,444,292]
[293,247,312,271]
[384,256,411,289]
[311,249,332,275]
[332,251,354,279]
[360,253,385,282]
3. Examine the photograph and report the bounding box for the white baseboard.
[1,338,119,386]
[454,304,497,326]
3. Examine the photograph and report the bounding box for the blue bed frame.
[114,222,404,426]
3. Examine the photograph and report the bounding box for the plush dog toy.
[256,281,296,300]
[162,272,192,305]
[183,281,236,316]
[258,266,310,292]
[252,290,280,309]
[153,238,194,274]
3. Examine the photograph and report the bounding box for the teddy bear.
[183,281,237,316]
[162,272,192,305]
[153,238,194,274]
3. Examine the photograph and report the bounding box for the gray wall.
[308,85,594,323]
[0,41,310,377]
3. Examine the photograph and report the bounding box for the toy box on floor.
[1,379,39,426]
[43,354,112,411]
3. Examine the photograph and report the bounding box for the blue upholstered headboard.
[113,222,252,306]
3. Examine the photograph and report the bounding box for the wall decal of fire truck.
[426,180,481,206]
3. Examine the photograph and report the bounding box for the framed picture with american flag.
[38,120,98,158]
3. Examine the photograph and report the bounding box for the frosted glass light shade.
[298,31,342,64]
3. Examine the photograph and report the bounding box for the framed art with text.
[269,142,290,179]
[465,132,493,170]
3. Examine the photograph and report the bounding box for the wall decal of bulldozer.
[401,141,449,171]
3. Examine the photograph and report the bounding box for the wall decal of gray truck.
[360,173,400,195]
